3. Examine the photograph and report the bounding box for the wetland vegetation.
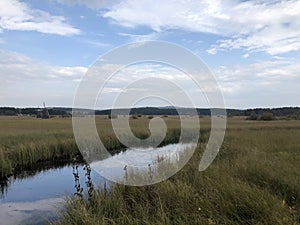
[1,116,300,224]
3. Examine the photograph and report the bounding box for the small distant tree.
[247,111,258,120]
[260,112,274,121]
[289,113,300,120]
[108,114,117,119]
[131,115,138,119]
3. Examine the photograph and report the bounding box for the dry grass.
[1,116,300,224]
[56,117,300,225]
[0,115,194,178]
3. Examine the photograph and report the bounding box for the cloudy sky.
[0,0,299,109]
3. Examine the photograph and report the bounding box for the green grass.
[55,118,300,225]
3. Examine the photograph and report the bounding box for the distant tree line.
[1,106,300,119]
[244,107,300,117]
[0,107,71,116]
[96,107,300,118]
[245,107,300,120]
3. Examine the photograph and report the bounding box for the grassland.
[56,117,300,225]
[0,116,77,178]
[1,116,300,224]
[0,115,188,179]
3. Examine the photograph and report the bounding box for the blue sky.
[0,0,299,109]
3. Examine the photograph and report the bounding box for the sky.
[0,0,299,109]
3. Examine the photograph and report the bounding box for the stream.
[0,143,191,225]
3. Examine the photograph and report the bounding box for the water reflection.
[0,143,190,225]
[72,164,95,199]
[84,164,94,198]
[0,143,192,201]
[73,165,83,198]
[0,162,104,225]
[91,143,193,184]
[0,161,82,200]
[0,181,7,199]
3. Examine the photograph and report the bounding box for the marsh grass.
[56,118,300,225]
[0,116,189,178]
[0,116,79,178]
[1,116,300,224]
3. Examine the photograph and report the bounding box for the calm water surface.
[0,143,190,225]
[0,164,104,225]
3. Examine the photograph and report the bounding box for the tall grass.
[56,118,300,225]
[0,116,79,178]
[2,116,300,224]
[0,116,190,178]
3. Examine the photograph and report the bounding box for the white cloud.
[56,0,121,8]
[102,0,300,55]
[118,32,159,42]
[82,39,112,48]
[92,63,216,109]
[0,0,80,35]
[215,60,299,82]
[213,59,300,107]
[1,50,299,108]
[0,50,87,106]
[103,0,227,33]
[0,50,87,81]
[72,60,300,109]
[243,53,249,59]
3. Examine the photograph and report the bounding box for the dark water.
[0,143,191,225]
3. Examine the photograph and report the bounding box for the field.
[1,116,300,224]
[0,115,186,179]
[0,116,77,178]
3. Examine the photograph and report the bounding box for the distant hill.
[1,106,300,118]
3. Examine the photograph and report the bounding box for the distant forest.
[0,106,300,118]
